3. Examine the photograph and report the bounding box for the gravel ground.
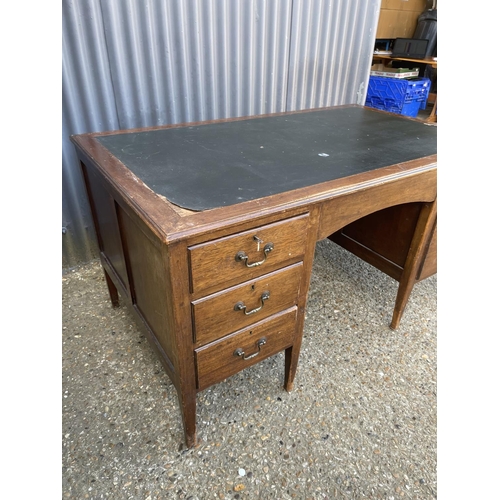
[62,239,437,499]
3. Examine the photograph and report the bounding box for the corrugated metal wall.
[62,0,381,269]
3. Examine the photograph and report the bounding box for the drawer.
[188,214,309,295]
[192,262,303,346]
[195,307,297,391]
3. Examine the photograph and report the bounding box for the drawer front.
[195,307,297,391]
[192,262,303,346]
[188,214,309,295]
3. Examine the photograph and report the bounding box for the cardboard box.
[376,0,427,39]
[380,0,427,11]
[370,68,420,79]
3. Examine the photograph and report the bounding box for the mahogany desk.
[71,105,437,447]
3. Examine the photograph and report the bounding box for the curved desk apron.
[71,105,437,448]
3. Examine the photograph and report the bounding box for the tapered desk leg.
[284,345,299,392]
[391,199,437,330]
[284,313,307,392]
[284,215,318,391]
[103,267,120,307]
[177,388,197,448]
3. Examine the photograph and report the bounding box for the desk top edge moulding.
[71,104,437,447]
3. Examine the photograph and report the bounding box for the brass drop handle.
[235,241,274,268]
[234,337,267,360]
[234,291,270,316]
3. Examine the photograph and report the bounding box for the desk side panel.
[81,162,130,293]
[116,205,179,372]
[80,159,180,381]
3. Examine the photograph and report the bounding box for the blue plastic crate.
[365,76,431,118]
[365,95,424,118]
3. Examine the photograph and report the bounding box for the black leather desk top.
[97,107,437,211]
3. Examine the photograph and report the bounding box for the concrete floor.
[62,239,437,499]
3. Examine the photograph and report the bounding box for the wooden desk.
[71,105,437,448]
[372,54,438,123]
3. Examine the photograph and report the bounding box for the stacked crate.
[365,76,431,118]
